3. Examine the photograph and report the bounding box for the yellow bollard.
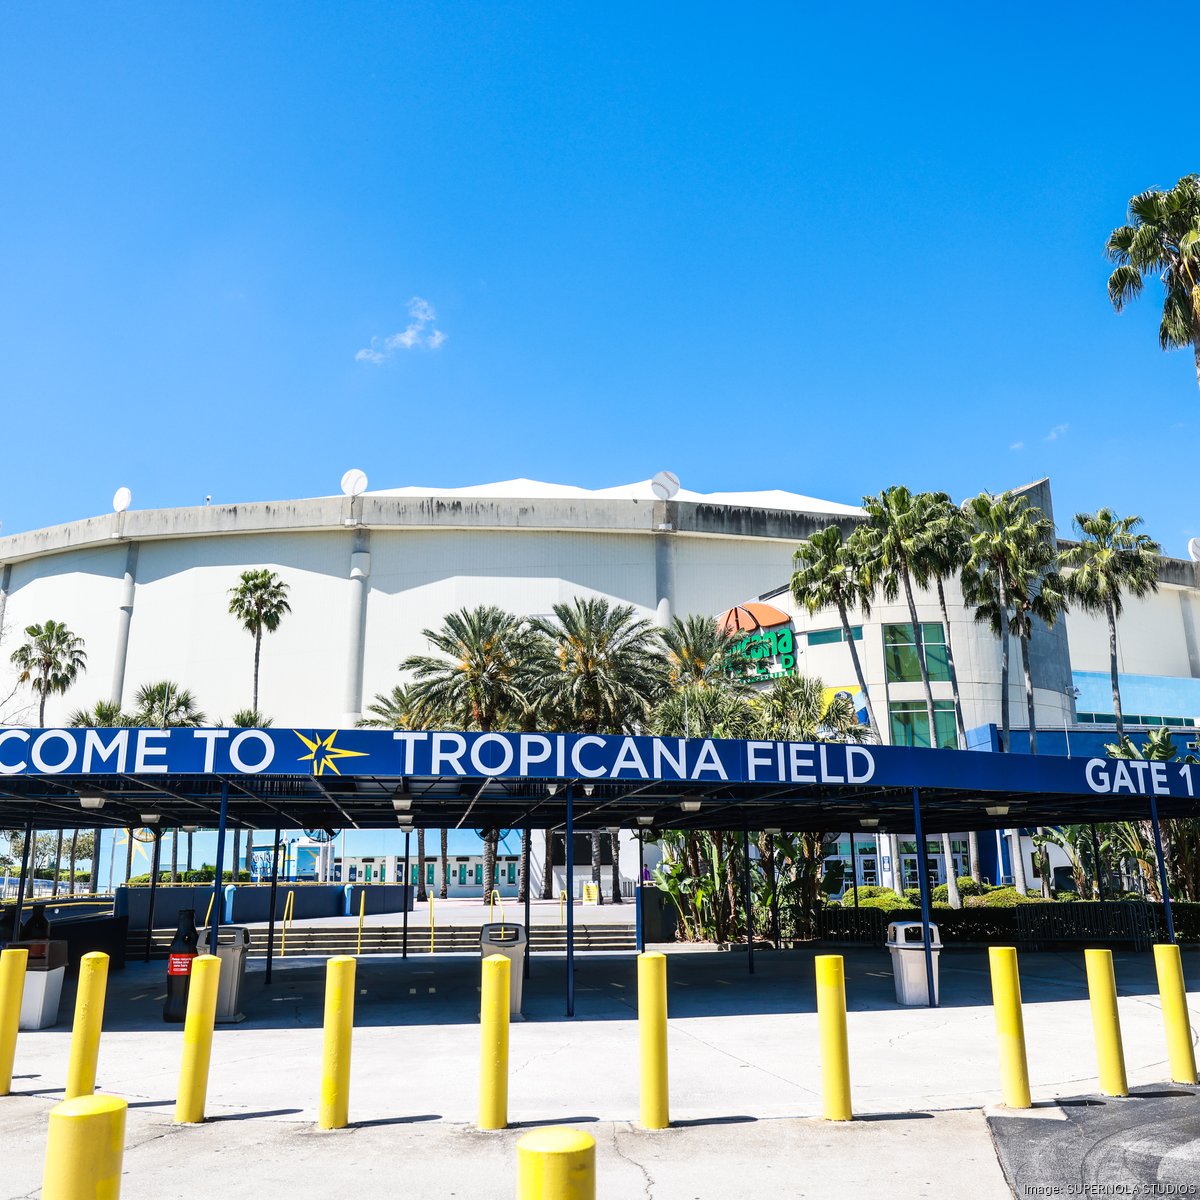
[815,954,852,1121]
[1153,944,1198,1085]
[517,1127,596,1200]
[988,947,1032,1109]
[1084,948,1128,1097]
[637,952,669,1129]
[41,1093,127,1200]
[479,953,510,1130]
[174,954,221,1123]
[0,947,28,1095]
[319,955,356,1129]
[65,952,110,1100]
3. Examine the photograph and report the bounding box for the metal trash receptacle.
[13,940,68,1030]
[206,926,251,1023]
[885,921,942,1005]
[479,922,526,1018]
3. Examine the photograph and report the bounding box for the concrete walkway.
[3,945,1197,1197]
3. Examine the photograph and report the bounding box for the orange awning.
[717,601,790,635]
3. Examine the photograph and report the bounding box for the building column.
[111,543,139,709]
[0,564,11,639]
[342,530,371,725]
[652,500,676,628]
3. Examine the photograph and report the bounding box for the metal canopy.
[1,727,1197,833]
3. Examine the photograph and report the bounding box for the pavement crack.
[610,1122,654,1200]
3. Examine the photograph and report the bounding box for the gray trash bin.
[207,926,251,1023]
[479,922,526,1017]
[13,940,68,1030]
[885,921,942,1005]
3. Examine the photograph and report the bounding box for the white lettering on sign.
[518,735,553,775]
[1085,759,1110,793]
[570,735,606,778]
[32,730,76,773]
[393,732,429,776]
[818,745,844,783]
[83,729,129,773]
[193,729,229,773]
[652,739,686,779]
[691,739,728,780]
[789,743,816,784]
[431,733,467,776]
[469,733,514,776]
[747,742,774,781]
[0,729,29,774]
[230,730,274,773]
[846,745,876,783]
[135,730,170,773]
[612,738,648,778]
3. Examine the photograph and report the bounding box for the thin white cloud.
[356,296,446,363]
[1009,441,1024,451]
[1045,423,1068,441]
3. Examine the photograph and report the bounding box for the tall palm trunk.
[1020,635,1038,755]
[51,829,63,898]
[590,832,604,904]
[482,830,497,904]
[231,829,241,883]
[253,627,262,712]
[936,577,980,881]
[68,829,78,895]
[609,832,622,903]
[125,829,133,884]
[901,570,961,909]
[170,830,178,883]
[837,599,878,733]
[1105,596,1123,738]
[439,829,449,899]
[540,829,554,899]
[415,828,427,901]
[91,826,103,891]
[519,828,530,902]
[186,831,193,876]
[995,577,1028,893]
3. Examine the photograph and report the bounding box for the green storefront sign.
[730,627,795,678]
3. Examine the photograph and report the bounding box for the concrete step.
[126,924,638,959]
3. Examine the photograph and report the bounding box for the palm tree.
[859,488,961,908]
[659,614,734,685]
[1106,175,1200,389]
[67,699,129,727]
[132,681,207,728]
[414,827,427,902]
[541,828,555,900]
[402,606,530,731]
[227,569,291,712]
[1060,510,1160,740]
[51,829,63,897]
[439,828,449,899]
[652,681,757,739]
[357,685,422,729]
[10,620,87,724]
[609,831,622,904]
[791,525,879,734]
[750,674,873,743]
[230,709,272,728]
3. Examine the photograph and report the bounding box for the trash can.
[885,921,942,1005]
[13,940,68,1030]
[207,926,251,1023]
[479,923,526,1017]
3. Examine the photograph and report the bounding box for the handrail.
[203,892,215,930]
[428,894,435,954]
[280,890,295,957]
[356,889,366,956]
[559,889,568,926]
[489,889,504,925]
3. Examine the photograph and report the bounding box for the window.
[507,862,516,884]
[884,623,950,683]
[426,863,435,884]
[474,864,483,884]
[807,626,863,646]
[889,700,957,749]
[1077,712,1196,729]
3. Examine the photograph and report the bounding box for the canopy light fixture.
[79,793,106,810]
[139,813,160,825]
[182,825,199,834]
[859,818,879,829]
[679,799,702,813]
[582,783,595,797]
[546,783,559,796]
[392,797,412,812]
[636,815,654,827]
[607,825,621,836]
[764,827,781,836]
[396,814,413,827]
[986,805,1010,817]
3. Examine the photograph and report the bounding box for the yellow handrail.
[428,894,435,954]
[489,889,504,925]
[559,889,568,925]
[203,892,215,930]
[356,889,366,957]
[280,890,295,958]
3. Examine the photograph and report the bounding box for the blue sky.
[2,2,1198,552]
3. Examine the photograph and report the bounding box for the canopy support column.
[565,786,575,1018]
[402,830,411,959]
[523,819,531,980]
[1147,794,1176,944]
[13,819,33,931]
[911,787,937,1009]
[143,831,161,963]
[743,827,754,976]
[265,827,281,984]
[208,781,229,952]
[635,830,645,954]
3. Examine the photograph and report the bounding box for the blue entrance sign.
[1,726,1198,800]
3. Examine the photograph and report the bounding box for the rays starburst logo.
[295,730,368,776]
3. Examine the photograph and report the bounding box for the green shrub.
[840,884,899,903]
[967,886,1041,907]
[858,894,916,913]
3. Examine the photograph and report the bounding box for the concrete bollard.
[637,951,669,1129]
[41,1093,127,1200]
[319,955,356,1129]
[815,954,852,1121]
[1084,949,1128,1097]
[174,954,221,1123]
[479,953,510,1130]
[1153,944,1198,1085]
[517,1127,596,1200]
[987,947,1031,1109]
[0,948,28,1096]
[65,952,109,1101]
